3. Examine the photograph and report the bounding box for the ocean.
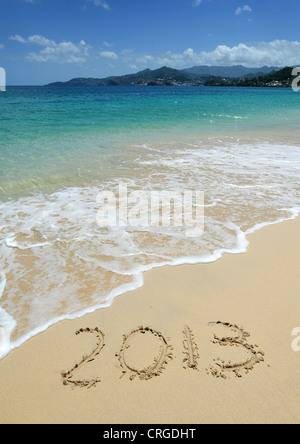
[0,85,300,359]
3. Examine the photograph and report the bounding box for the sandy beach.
[0,216,300,424]
[2,0,300,428]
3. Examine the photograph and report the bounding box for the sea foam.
[0,138,300,360]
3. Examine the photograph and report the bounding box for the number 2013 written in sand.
[61,322,266,388]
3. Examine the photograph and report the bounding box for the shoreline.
[0,216,300,424]
[1,206,299,362]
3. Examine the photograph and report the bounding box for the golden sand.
[0,217,300,424]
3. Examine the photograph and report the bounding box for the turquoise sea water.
[0,85,300,358]
[1,86,300,197]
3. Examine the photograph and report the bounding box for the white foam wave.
[4,234,51,250]
[0,271,17,359]
[0,271,144,361]
[0,138,300,360]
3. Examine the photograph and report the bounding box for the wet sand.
[0,217,300,424]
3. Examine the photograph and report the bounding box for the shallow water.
[0,85,300,359]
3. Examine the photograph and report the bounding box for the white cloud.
[86,0,110,10]
[103,41,114,47]
[100,50,118,60]
[0,44,4,49]
[9,35,27,43]
[88,0,204,11]
[136,54,155,65]
[127,40,300,69]
[183,48,195,58]
[28,35,56,47]
[196,40,299,67]
[10,34,90,63]
[235,5,252,16]
[122,49,134,55]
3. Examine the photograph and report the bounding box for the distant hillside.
[204,67,295,87]
[47,67,196,87]
[253,67,295,85]
[182,65,279,79]
[46,65,282,87]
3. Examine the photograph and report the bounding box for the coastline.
[1,216,300,424]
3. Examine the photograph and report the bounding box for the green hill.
[183,65,279,79]
[204,67,295,87]
[47,67,196,87]
[46,66,297,88]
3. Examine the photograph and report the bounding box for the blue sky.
[1,0,300,84]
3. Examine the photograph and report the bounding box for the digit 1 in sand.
[182,325,200,371]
